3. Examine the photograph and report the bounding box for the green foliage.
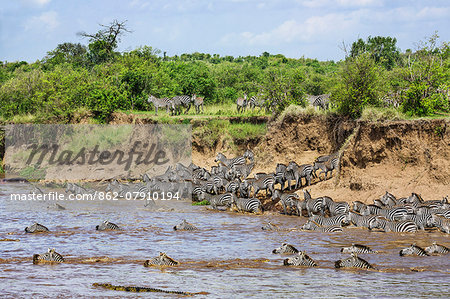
[332,53,382,118]
[350,36,401,70]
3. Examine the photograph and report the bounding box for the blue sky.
[1,0,449,62]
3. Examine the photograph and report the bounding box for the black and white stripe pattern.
[173,219,198,231]
[361,206,408,221]
[144,252,179,266]
[171,95,192,114]
[348,211,378,228]
[283,251,318,267]
[25,223,49,233]
[322,196,350,216]
[286,162,314,188]
[335,253,373,269]
[232,197,263,214]
[275,163,294,191]
[236,94,248,113]
[248,175,275,197]
[207,193,236,210]
[272,190,301,216]
[272,243,299,254]
[191,94,204,114]
[148,95,171,115]
[399,244,429,256]
[369,218,417,233]
[430,214,450,233]
[96,220,121,231]
[313,157,338,180]
[310,213,350,227]
[380,191,398,207]
[301,220,343,232]
[341,244,378,254]
[214,153,246,168]
[33,248,65,264]
[309,94,330,110]
[424,242,449,255]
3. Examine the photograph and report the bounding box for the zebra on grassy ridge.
[148,95,171,116]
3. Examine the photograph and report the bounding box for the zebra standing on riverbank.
[286,162,314,188]
[236,94,248,113]
[172,95,192,114]
[232,197,263,214]
[272,190,301,216]
[191,94,204,114]
[148,95,171,116]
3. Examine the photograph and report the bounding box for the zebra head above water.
[96,220,121,231]
[25,222,49,233]
[424,242,449,255]
[334,252,374,269]
[341,244,377,254]
[399,244,429,256]
[173,219,198,231]
[272,243,299,254]
[144,252,179,267]
[283,251,318,267]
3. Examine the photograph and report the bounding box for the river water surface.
[1,183,449,298]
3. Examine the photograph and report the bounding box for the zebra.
[301,220,343,232]
[96,220,121,231]
[348,211,378,229]
[230,163,254,180]
[322,196,349,216]
[236,94,248,113]
[402,212,432,230]
[207,193,235,210]
[286,162,314,188]
[214,152,246,168]
[243,149,254,163]
[275,163,294,191]
[272,190,301,216]
[399,244,429,256]
[341,244,378,254]
[424,242,449,255]
[261,222,280,231]
[312,94,330,110]
[283,251,318,267]
[315,152,338,163]
[171,95,192,114]
[313,158,338,181]
[310,213,350,227]
[33,248,65,264]
[430,214,450,233]
[173,220,198,231]
[334,253,374,269]
[352,200,367,213]
[404,192,424,205]
[248,175,275,197]
[369,217,417,233]
[224,179,241,194]
[231,197,263,214]
[303,190,325,216]
[361,206,408,221]
[148,95,171,116]
[25,223,49,233]
[272,243,299,254]
[144,252,179,267]
[191,94,204,114]
[380,191,398,207]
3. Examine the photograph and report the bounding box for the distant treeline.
[0,20,448,122]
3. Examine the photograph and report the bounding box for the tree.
[332,53,381,118]
[43,42,87,67]
[78,20,131,64]
[350,36,401,70]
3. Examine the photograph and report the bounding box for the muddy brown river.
[1,183,449,298]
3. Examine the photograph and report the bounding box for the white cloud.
[21,0,51,6]
[24,11,59,32]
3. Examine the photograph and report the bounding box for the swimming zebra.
[361,206,408,221]
[25,223,49,233]
[310,213,350,227]
[33,248,65,264]
[236,94,248,113]
[144,252,179,267]
[261,222,280,231]
[272,243,299,254]
[369,218,417,233]
[313,157,338,181]
[348,211,378,229]
[231,197,263,214]
[96,220,121,231]
[283,251,318,267]
[322,196,350,216]
[191,94,204,114]
[248,175,275,197]
[334,253,374,269]
[272,190,301,216]
[173,220,198,231]
[424,242,449,255]
[399,244,429,256]
[341,244,378,254]
[207,193,235,210]
[430,214,450,233]
[214,152,246,168]
[148,95,171,116]
[286,162,314,188]
[301,220,343,232]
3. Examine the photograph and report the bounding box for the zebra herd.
[147,94,204,116]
